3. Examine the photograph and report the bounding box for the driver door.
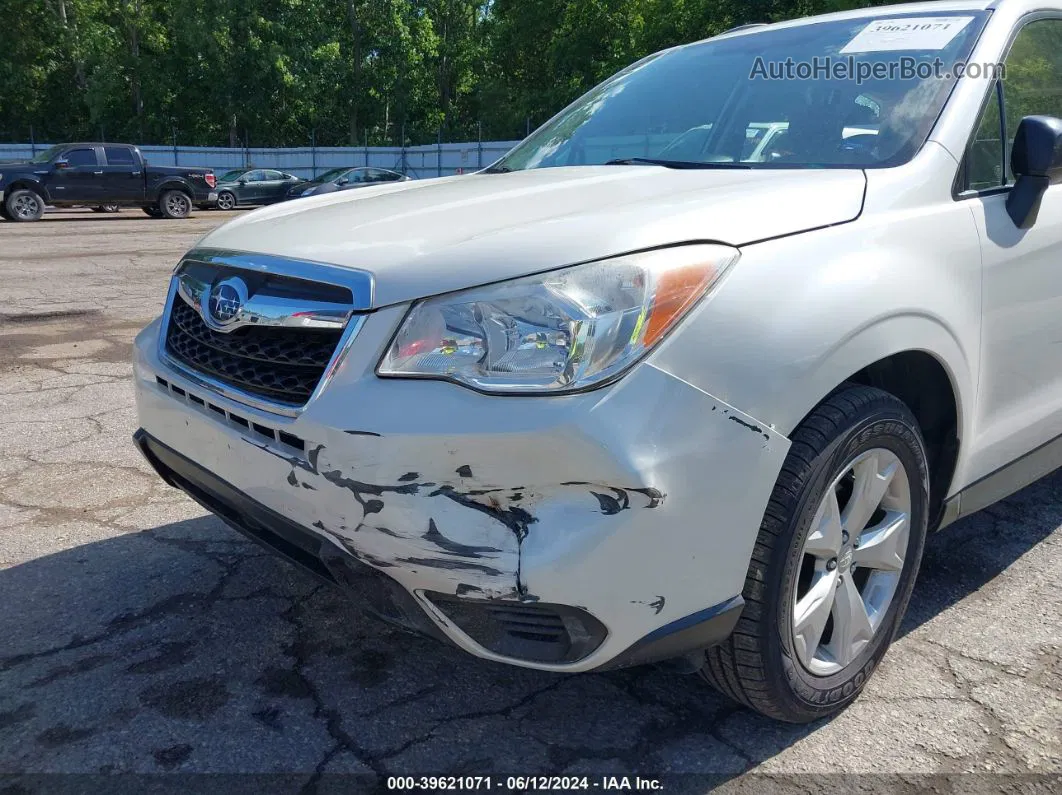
[50,146,101,203]
[237,170,267,204]
[961,16,1062,485]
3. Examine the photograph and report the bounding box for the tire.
[5,188,45,222]
[699,384,930,723]
[142,206,163,218]
[0,203,11,221]
[215,191,236,211]
[158,190,192,219]
[92,204,120,214]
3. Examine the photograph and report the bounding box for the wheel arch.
[4,178,49,203]
[791,317,970,531]
[155,179,193,199]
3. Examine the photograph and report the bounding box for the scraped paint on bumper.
[134,317,789,672]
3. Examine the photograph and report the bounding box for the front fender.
[3,175,49,202]
[647,199,982,489]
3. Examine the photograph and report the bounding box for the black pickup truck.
[0,142,217,221]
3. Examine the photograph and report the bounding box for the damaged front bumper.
[133,315,789,672]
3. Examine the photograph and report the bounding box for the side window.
[966,82,1005,190]
[245,170,266,182]
[263,170,283,180]
[369,169,401,182]
[104,146,136,166]
[963,19,1062,191]
[64,148,97,167]
[1000,18,1062,183]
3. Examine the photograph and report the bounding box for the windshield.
[30,145,65,164]
[316,167,353,183]
[218,169,248,182]
[496,12,988,171]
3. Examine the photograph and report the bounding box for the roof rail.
[722,22,768,33]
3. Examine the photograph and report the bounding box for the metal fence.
[0,140,522,180]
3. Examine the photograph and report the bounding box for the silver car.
[133,0,1062,722]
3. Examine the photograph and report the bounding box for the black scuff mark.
[312,520,328,532]
[562,481,665,509]
[286,470,298,487]
[301,483,316,491]
[371,525,402,538]
[307,444,325,472]
[363,499,384,515]
[455,464,473,478]
[325,531,396,569]
[398,472,419,482]
[429,486,536,542]
[631,596,666,614]
[245,438,315,474]
[728,415,771,442]
[398,557,504,576]
[456,584,483,597]
[320,469,422,513]
[423,518,502,558]
[343,429,381,437]
[590,489,628,515]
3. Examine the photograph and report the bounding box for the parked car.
[0,143,216,221]
[133,0,1062,722]
[287,167,409,199]
[212,168,304,210]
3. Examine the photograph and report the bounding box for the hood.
[198,166,866,308]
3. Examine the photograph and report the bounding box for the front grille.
[165,295,343,406]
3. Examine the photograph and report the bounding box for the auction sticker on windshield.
[840,16,974,53]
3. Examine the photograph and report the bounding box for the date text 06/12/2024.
[386,776,664,791]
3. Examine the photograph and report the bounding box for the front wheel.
[158,190,192,219]
[5,189,45,222]
[699,384,929,723]
[215,191,236,211]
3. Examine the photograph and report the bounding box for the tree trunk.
[347,0,361,146]
[50,0,88,92]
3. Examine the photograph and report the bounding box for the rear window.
[104,146,137,166]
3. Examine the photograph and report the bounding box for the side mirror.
[237,179,247,185]
[54,159,70,170]
[1006,115,1062,228]
[336,178,349,186]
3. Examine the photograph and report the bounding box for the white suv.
[133,0,1062,722]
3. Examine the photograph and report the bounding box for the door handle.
[93,171,103,175]
[132,171,141,176]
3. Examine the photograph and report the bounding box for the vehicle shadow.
[0,470,1058,778]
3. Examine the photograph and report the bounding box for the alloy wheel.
[166,193,190,217]
[13,194,41,219]
[791,447,911,676]
[217,193,235,210]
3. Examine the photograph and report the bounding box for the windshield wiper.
[604,157,752,169]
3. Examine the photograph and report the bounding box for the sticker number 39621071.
[840,16,974,54]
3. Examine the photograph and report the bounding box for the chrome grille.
[160,250,373,411]
[166,295,342,405]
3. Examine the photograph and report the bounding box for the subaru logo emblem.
[207,278,247,326]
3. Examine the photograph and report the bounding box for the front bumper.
[133,314,789,672]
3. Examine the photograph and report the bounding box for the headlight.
[378,244,739,394]
[302,187,315,196]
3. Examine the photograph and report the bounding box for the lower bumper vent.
[425,593,607,664]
